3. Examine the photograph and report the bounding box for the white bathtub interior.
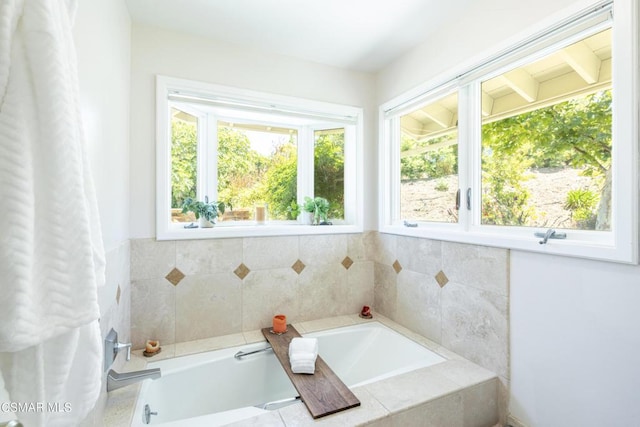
[132,322,445,426]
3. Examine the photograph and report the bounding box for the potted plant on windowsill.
[181,196,226,228]
[302,196,331,225]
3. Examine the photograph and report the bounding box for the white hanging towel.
[0,369,17,424]
[0,0,106,425]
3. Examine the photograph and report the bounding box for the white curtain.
[0,0,106,425]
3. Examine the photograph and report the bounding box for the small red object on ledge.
[359,305,372,319]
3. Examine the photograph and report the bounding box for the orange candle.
[273,314,287,333]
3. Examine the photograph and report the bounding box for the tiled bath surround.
[371,233,510,422]
[130,232,508,378]
[129,231,508,423]
[130,233,375,350]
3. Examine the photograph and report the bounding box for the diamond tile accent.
[341,256,354,270]
[291,259,306,275]
[234,263,250,280]
[166,268,185,286]
[392,260,402,274]
[115,285,121,305]
[164,268,184,286]
[435,270,449,288]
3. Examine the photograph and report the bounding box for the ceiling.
[125,0,473,72]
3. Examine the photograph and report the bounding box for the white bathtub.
[131,322,445,426]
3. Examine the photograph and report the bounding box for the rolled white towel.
[290,351,317,362]
[288,338,318,359]
[290,359,316,374]
[289,338,318,374]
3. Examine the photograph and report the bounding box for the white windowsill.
[379,223,635,264]
[157,223,363,240]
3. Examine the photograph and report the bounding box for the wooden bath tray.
[261,325,360,418]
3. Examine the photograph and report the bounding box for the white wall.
[73,0,132,422]
[376,0,640,425]
[74,0,131,252]
[74,0,132,316]
[129,25,377,238]
[510,251,640,426]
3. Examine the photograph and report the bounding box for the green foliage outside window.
[170,121,346,222]
[399,90,611,230]
[314,132,344,219]
[262,141,297,219]
[170,118,197,209]
[481,89,611,230]
[217,127,270,210]
[400,135,458,180]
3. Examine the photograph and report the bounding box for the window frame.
[156,76,364,240]
[379,0,638,264]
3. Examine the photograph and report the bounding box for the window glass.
[314,128,345,220]
[217,123,298,222]
[400,93,459,222]
[481,29,612,230]
[170,108,198,223]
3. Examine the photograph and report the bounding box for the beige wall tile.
[373,234,509,383]
[132,344,176,361]
[374,263,398,318]
[278,387,389,426]
[346,233,367,261]
[298,263,348,321]
[346,261,375,314]
[395,269,442,343]
[362,231,379,262]
[442,242,508,296]
[441,282,508,378]
[174,332,245,357]
[243,329,267,344]
[130,238,175,281]
[396,236,442,277]
[175,273,242,342]
[243,236,299,270]
[364,367,461,413]
[299,234,348,266]
[386,392,464,427]
[297,315,356,333]
[375,233,397,265]
[462,380,499,427]
[427,359,497,389]
[498,375,510,426]
[130,277,176,349]
[242,268,299,330]
[175,238,243,275]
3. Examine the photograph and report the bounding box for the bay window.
[157,77,363,239]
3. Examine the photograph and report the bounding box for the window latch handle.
[455,189,460,210]
[535,228,567,244]
[466,188,471,210]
